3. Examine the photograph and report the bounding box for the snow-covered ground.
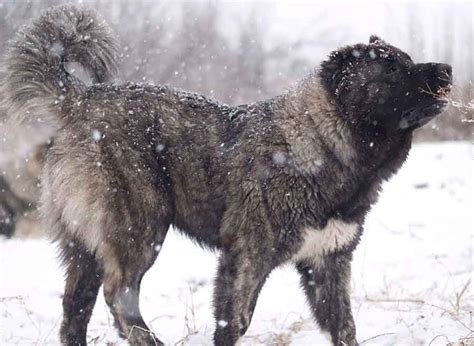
[0,142,472,345]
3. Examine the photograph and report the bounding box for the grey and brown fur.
[1,5,452,346]
[0,4,118,238]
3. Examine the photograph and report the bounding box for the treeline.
[0,0,471,140]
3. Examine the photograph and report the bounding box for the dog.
[0,175,32,237]
[0,141,48,236]
[1,5,452,346]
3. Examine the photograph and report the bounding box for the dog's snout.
[415,63,453,88]
[436,63,452,80]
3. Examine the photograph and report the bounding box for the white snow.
[50,42,64,57]
[0,142,472,345]
[217,320,228,328]
[91,129,102,142]
[272,151,286,165]
[63,62,94,87]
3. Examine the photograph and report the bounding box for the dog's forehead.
[342,43,406,63]
[367,42,412,63]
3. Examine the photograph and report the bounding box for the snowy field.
[0,142,472,345]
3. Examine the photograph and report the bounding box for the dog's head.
[320,35,452,133]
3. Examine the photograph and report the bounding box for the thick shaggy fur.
[2,6,452,346]
[0,5,119,238]
[0,5,118,125]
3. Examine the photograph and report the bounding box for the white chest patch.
[292,219,359,266]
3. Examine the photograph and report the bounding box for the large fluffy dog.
[1,5,452,346]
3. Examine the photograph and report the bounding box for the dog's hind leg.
[101,218,170,346]
[59,236,103,346]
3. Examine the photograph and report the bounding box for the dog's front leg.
[296,253,358,346]
[213,249,272,346]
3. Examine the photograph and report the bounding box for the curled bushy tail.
[0,5,119,125]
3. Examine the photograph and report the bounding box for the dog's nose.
[437,63,452,79]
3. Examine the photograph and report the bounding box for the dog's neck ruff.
[273,74,356,168]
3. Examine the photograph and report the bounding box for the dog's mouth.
[399,99,448,130]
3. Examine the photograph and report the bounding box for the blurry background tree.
[0,0,471,141]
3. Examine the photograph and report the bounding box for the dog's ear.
[369,35,386,45]
[320,45,363,98]
[319,50,345,97]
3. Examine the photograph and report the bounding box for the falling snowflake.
[92,129,102,142]
[217,320,228,328]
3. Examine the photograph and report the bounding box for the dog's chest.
[292,219,359,265]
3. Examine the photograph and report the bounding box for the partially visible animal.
[0,138,49,238]
[1,5,452,346]
[0,175,31,237]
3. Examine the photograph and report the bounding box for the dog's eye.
[387,66,398,73]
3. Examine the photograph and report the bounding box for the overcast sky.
[214,0,472,81]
